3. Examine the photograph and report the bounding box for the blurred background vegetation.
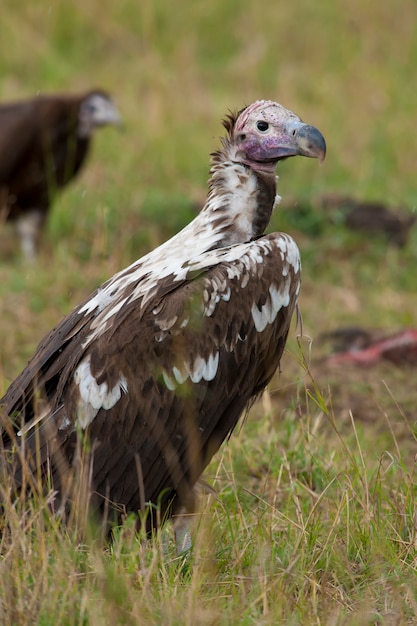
[1,0,416,381]
[0,0,417,624]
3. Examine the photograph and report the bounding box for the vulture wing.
[1,233,300,523]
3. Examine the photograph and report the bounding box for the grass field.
[1,0,417,623]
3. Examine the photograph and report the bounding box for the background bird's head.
[230,100,326,174]
[77,90,121,138]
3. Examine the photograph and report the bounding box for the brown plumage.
[0,100,325,548]
[0,89,121,259]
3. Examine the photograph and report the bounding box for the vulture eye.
[256,120,269,133]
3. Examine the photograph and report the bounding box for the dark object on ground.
[320,194,416,247]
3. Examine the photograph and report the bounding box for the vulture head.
[228,100,326,173]
[77,90,122,138]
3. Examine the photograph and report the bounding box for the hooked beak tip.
[296,124,326,163]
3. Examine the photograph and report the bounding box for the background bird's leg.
[15,209,45,260]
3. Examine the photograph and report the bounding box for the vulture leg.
[173,513,193,554]
[173,498,196,555]
[15,209,45,261]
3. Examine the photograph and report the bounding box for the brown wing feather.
[86,235,299,520]
[1,233,299,528]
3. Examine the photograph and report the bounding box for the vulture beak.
[105,103,123,128]
[78,94,124,137]
[287,122,326,163]
[293,123,326,163]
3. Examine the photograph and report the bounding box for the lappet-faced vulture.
[0,100,325,550]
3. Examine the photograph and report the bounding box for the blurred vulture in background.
[0,90,121,259]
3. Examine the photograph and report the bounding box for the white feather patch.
[278,235,301,272]
[73,357,128,428]
[189,352,220,383]
[162,371,177,391]
[251,283,291,332]
[58,415,72,431]
[172,366,188,385]
[162,352,220,390]
[79,287,115,315]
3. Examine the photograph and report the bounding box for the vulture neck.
[144,150,279,268]
[196,150,278,248]
[142,146,279,267]
[78,144,280,323]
